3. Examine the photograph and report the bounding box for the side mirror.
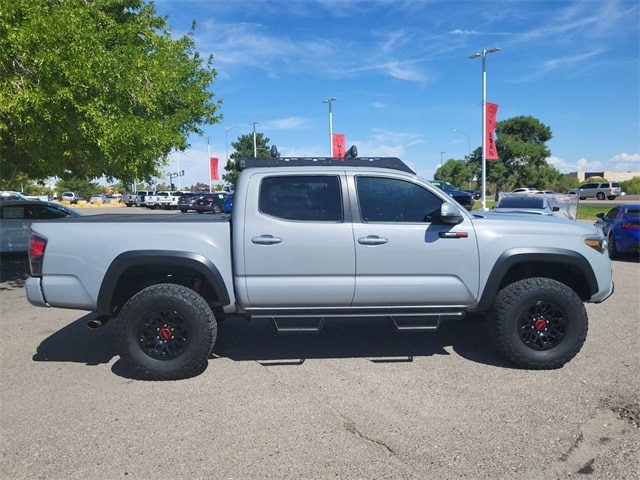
[440,202,463,224]
[595,213,605,219]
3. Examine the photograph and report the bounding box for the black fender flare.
[97,250,231,315]
[475,248,598,312]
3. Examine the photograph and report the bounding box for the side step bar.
[269,312,465,334]
[271,317,326,333]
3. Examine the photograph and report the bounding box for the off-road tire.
[488,277,587,369]
[115,283,217,380]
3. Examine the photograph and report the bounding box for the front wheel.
[114,283,217,380]
[596,192,605,200]
[213,204,222,214]
[607,233,620,259]
[487,278,587,369]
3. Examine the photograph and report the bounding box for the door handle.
[358,235,389,245]
[251,234,283,245]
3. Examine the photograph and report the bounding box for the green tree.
[435,158,477,189]
[1,0,222,185]
[223,132,271,187]
[493,116,560,188]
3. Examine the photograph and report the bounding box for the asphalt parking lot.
[1,209,638,479]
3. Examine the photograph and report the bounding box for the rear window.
[259,175,342,222]
[498,197,544,209]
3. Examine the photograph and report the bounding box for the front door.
[351,175,479,306]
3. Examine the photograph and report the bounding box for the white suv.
[569,182,621,200]
[61,192,81,204]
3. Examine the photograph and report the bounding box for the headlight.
[583,234,606,253]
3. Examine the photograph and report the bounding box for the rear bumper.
[25,277,48,307]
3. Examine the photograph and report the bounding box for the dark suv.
[429,180,474,211]
[569,182,621,200]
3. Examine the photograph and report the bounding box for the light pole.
[225,125,241,163]
[207,136,212,192]
[249,121,258,157]
[468,47,500,210]
[453,129,471,156]
[322,97,337,157]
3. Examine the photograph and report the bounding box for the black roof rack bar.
[239,156,415,174]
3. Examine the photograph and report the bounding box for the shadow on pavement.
[31,313,514,379]
[0,253,30,290]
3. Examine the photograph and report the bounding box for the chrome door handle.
[251,235,283,245]
[357,235,389,245]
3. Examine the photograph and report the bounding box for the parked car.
[463,189,481,200]
[157,191,187,210]
[89,194,111,204]
[61,191,82,204]
[120,192,137,207]
[134,190,154,207]
[511,187,539,194]
[568,182,621,200]
[194,192,228,214]
[223,193,234,213]
[0,200,83,253]
[493,196,558,216]
[595,203,640,259]
[429,180,474,211]
[0,191,29,202]
[177,192,200,213]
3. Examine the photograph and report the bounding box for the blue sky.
[153,0,639,188]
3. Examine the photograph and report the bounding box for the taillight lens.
[29,234,47,276]
[622,222,640,231]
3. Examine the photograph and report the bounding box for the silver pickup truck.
[25,154,614,380]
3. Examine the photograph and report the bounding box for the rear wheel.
[114,283,217,380]
[488,277,587,369]
[607,196,616,200]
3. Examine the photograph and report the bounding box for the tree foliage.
[0,0,222,187]
[223,132,271,187]
[435,158,476,189]
[492,116,560,188]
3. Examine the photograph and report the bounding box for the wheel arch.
[475,248,599,312]
[97,250,231,316]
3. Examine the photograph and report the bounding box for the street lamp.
[468,47,500,210]
[225,125,241,162]
[249,121,258,157]
[322,97,337,156]
[453,129,471,156]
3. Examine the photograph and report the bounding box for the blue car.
[595,203,640,259]
[223,193,233,213]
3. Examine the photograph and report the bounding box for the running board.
[271,317,325,333]
[390,315,442,331]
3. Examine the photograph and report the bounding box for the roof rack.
[239,145,415,174]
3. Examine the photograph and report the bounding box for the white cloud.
[265,117,310,130]
[607,152,640,171]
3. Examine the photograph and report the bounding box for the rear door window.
[259,175,342,221]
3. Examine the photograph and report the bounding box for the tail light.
[29,234,47,276]
[622,222,640,231]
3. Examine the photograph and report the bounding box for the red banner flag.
[209,157,219,181]
[485,102,499,160]
[332,133,345,158]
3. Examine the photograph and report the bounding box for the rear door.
[239,172,356,307]
[350,174,479,306]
